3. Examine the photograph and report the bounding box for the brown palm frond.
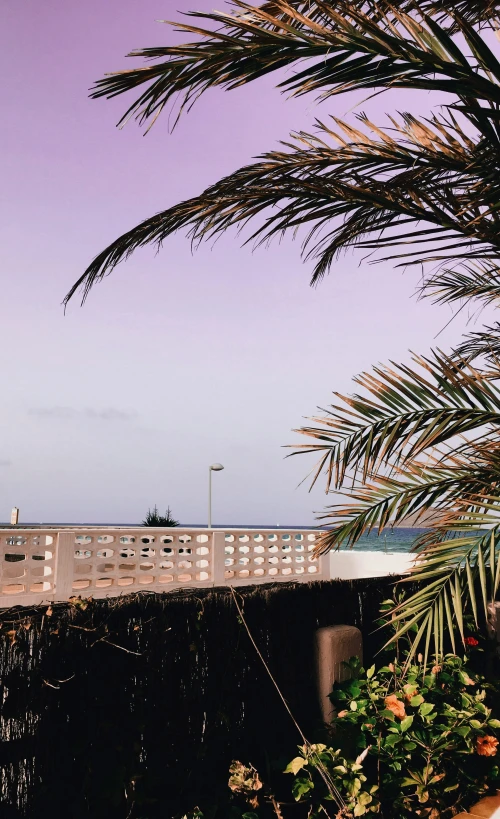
[66,112,500,304]
[262,0,500,32]
[89,1,500,131]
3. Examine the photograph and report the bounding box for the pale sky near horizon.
[0,1,494,525]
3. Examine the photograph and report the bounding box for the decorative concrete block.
[315,625,363,723]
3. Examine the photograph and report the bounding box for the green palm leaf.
[291,351,500,491]
[390,512,500,660]
[291,350,500,653]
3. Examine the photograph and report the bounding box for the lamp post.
[208,463,224,528]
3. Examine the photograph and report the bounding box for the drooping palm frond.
[68,1,500,304]
[66,111,500,304]
[390,508,500,664]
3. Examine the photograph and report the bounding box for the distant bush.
[142,506,179,527]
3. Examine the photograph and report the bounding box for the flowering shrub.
[284,655,500,818]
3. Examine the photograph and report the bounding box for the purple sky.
[0,1,492,525]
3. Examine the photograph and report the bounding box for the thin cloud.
[0,459,11,467]
[84,408,137,421]
[28,407,137,422]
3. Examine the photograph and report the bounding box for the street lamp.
[208,463,224,528]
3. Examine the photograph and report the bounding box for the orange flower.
[384,695,406,720]
[476,736,499,757]
[337,710,348,718]
[431,665,441,675]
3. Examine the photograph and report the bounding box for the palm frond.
[389,508,500,661]
[422,261,500,308]
[91,2,500,131]
[454,324,500,364]
[66,112,500,304]
[64,1,500,303]
[291,347,500,653]
[262,1,500,32]
[291,350,500,492]
[313,459,499,552]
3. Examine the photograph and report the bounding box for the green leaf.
[367,664,376,680]
[285,757,307,775]
[410,695,424,707]
[384,734,401,747]
[419,703,435,717]
[488,719,500,729]
[292,778,314,801]
[401,716,414,732]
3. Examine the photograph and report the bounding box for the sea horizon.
[0,522,427,552]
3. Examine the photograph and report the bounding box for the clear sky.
[0,1,491,525]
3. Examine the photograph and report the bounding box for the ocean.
[0,523,423,552]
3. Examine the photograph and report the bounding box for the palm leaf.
[453,323,500,365]
[67,2,500,304]
[90,2,500,130]
[291,351,500,492]
[66,112,500,304]
[388,511,500,657]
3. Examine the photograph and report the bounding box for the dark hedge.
[0,577,399,818]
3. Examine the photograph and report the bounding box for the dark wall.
[0,578,397,818]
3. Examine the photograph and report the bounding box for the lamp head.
[210,463,224,471]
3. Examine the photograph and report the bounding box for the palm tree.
[67,1,500,653]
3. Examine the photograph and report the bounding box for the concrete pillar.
[315,625,363,724]
[454,793,500,817]
[488,602,500,642]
